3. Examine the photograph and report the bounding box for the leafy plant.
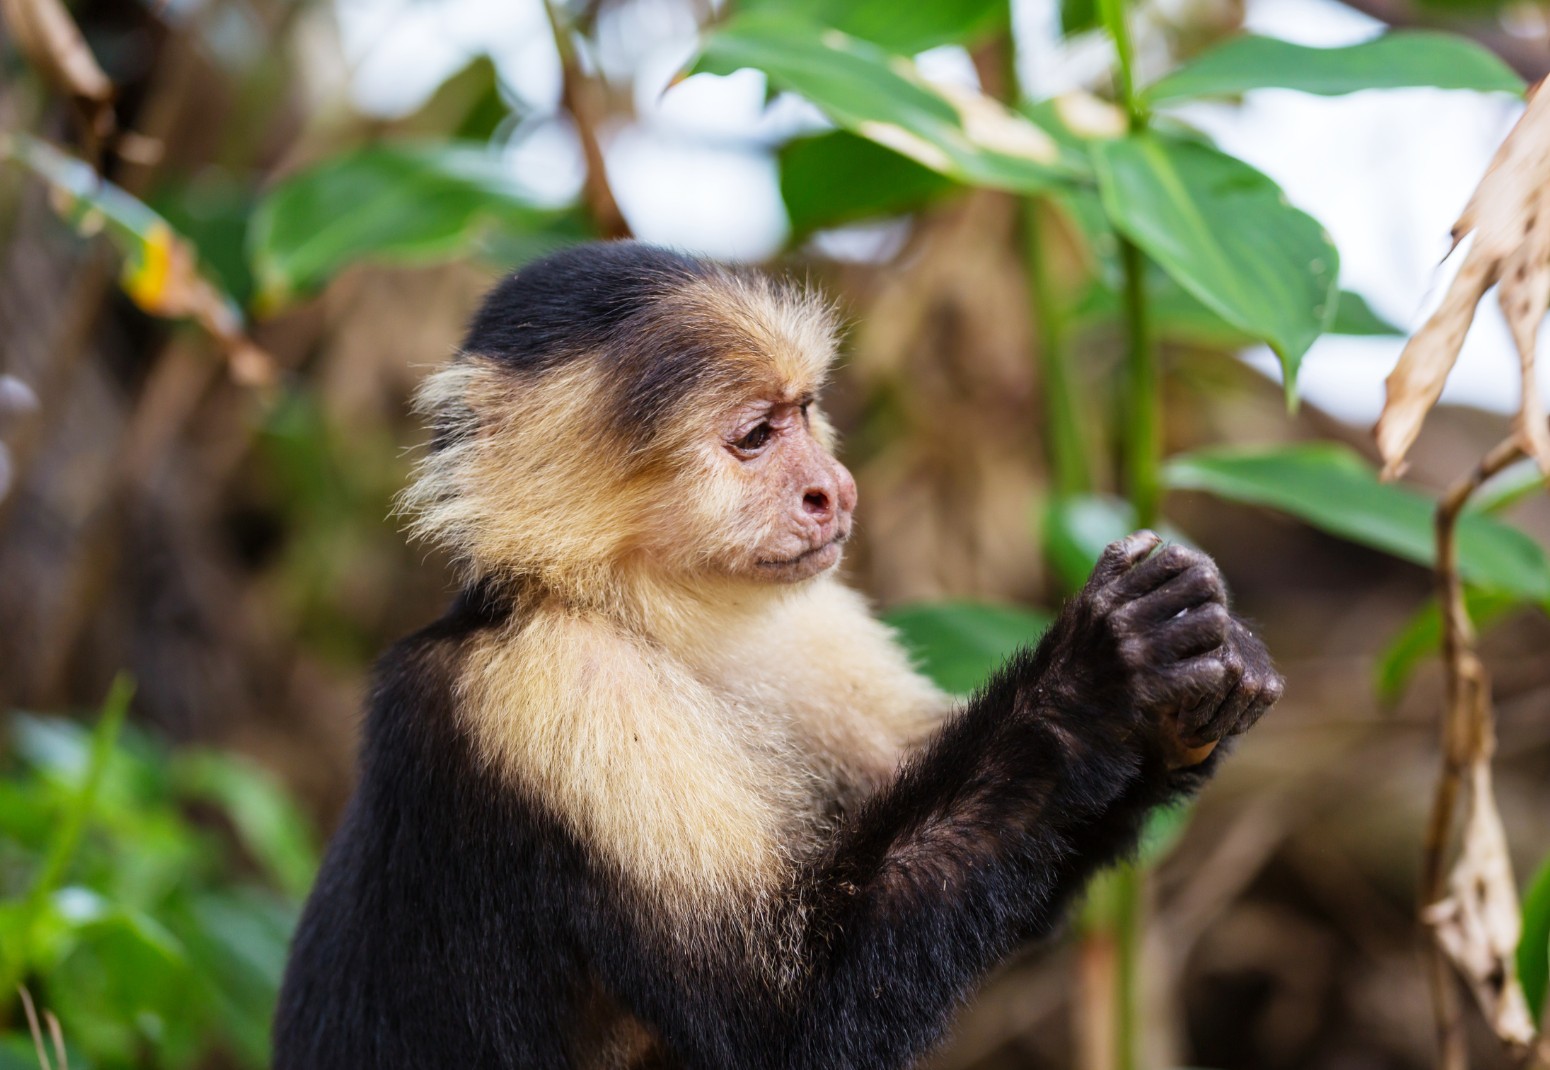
[0,682,317,1069]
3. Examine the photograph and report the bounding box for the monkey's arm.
[586,534,1281,1070]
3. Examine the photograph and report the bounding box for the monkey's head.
[401,241,858,599]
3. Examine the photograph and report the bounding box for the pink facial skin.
[721,397,857,583]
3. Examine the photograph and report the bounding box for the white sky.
[330,0,1548,425]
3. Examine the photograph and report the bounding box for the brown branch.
[541,0,630,240]
[1423,431,1545,1068]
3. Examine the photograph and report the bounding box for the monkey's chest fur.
[273,591,927,1070]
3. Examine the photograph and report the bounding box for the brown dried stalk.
[0,0,113,159]
[1421,433,1543,1069]
[541,0,631,240]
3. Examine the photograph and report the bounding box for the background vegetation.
[1,0,1548,1065]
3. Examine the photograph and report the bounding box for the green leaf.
[694,16,1084,192]
[1520,854,1550,1018]
[1077,273,1392,346]
[172,751,318,899]
[169,889,297,1066]
[1374,590,1522,704]
[1164,444,1550,601]
[1042,493,1195,592]
[1470,459,1549,514]
[1044,494,1138,591]
[248,141,574,309]
[1091,133,1339,395]
[884,602,1053,694]
[737,0,1007,53]
[1146,31,1525,104]
[1329,290,1404,336]
[400,54,513,142]
[151,171,257,306]
[779,130,959,237]
[1060,0,1099,36]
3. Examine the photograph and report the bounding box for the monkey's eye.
[731,422,773,455]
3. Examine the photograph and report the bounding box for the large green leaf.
[1075,277,1397,347]
[885,602,1053,694]
[737,0,1007,53]
[249,141,574,309]
[1146,31,1524,103]
[779,130,958,236]
[1091,133,1339,395]
[1164,444,1550,601]
[695,16,1084,192]
[1520,855,1550,1019]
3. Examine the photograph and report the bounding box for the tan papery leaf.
[1422,759,1538,1048]
[1377,80,1550,479]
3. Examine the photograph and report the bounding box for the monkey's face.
[673,393,857,584]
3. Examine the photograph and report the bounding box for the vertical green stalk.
[1022,200,1093,497]
[1095,3,1160,1070]
[1119,235,1160,528]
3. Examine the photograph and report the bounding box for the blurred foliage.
[250,142,584,311]
[886,601,1054,695]
[0,683,316,1069]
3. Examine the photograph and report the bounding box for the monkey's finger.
[1185,654,1250,744]
[1116,566,1227,626]
[1110,544,1219,603]
[1140,652,1226,714]
[1227,671,1284,736]
[1087,530,1163,590]
[1144,603,1229,661]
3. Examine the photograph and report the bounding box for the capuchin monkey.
[273,240,1282,1070]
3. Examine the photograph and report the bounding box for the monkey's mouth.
[756,535,846,576]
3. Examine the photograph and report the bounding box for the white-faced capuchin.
[272,240,1283,1070]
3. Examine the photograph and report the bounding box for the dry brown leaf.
[0,0,113,136]
[1422,758,1538,1049]
[1376,80,1550,480]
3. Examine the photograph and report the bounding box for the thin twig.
[541,0,630,239]
[1424,430,1543,1069]
[45,1010,66,1070]
[17,986,52,1070]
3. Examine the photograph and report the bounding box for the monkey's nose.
[803,489,833,520]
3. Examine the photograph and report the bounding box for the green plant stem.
[1120,235,1160,529]
[1098,0,1149,130]
[1103,5,1159,1066]
[1022,199,1093,497]
[0,675,134,999]
[1112,863,1142,1070]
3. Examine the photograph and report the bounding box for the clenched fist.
[1043,530,1283,770]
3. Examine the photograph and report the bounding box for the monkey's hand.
[1036,530,1283,773]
